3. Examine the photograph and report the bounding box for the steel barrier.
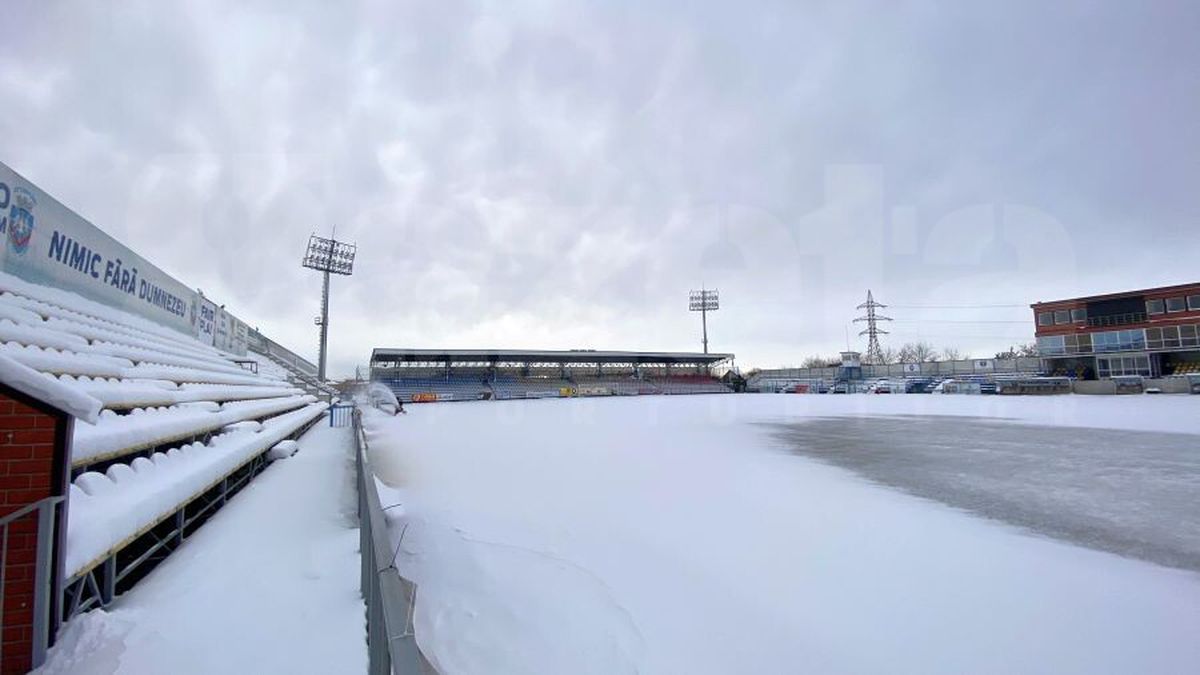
[353,408,431,674]
[1,495,64,671]
[331,404,354,428]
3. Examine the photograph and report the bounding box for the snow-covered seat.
[0,271,333,589]
[72,394,318,466]
[64,402,327,579]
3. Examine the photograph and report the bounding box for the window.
[1166,297,1186,313]
[1147,299,1165,315]
[1097,355,1151,378]
[1091,330,1142,352]
[1036,335,1065,355]
[1064,335,1077,353]
[1076,333,1092,353]
[1071,308,1087,323]
[1063,334,1093,354]
[1054,310,1070,324]
[1038,312,1054,326]
[1180,325,1198,348]
[1092,331,1116,352]
[1146,327,1163,349]
[1189,295,1200,311]
[1163,326,1180,348]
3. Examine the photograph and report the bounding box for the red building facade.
[1031,283,1200,379]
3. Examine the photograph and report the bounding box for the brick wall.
[0,389,63,674]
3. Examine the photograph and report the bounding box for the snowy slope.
[364,395,1200,675]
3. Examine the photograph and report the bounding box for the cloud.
[1,0,1197,373]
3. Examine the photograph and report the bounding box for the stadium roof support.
[369,349,733,368]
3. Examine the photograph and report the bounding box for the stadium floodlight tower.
[689,288,720,354]
[302,232,357,382]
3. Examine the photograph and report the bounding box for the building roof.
[370,348,734,366]
[1031,282,1200,308]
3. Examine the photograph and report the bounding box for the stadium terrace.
[370,348,736,402]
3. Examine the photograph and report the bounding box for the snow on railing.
[353,408,428,674]
[65,402,329,577]
[72,394,317,465]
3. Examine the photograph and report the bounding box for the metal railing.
[1,495,64,671]
[353,408,430,674]
[1088,312,1147,328]
[330,403,354,428]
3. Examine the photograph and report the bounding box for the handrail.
[0,495,62,527]
[1,495,64,670]
[353,408,430,674]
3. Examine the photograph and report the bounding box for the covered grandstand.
[370,348,735,402]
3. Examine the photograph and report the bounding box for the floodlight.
[302,231,357,381]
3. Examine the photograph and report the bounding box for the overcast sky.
[2,1,1197,375]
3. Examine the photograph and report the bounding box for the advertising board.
[0,162,201,336]
[0,161,271,357]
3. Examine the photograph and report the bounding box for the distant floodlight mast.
[302,232,357,381]
[689,288,720,354]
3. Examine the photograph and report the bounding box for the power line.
[889,303,1027,309]
[892,319,1029,324]
[889,333,1032,339]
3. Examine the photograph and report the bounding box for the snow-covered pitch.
[364,394,1200,675]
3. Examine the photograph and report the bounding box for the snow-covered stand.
[0,273,330,624]
[64,403,327,578]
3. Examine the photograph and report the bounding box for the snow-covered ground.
[38,421,366,675]
[364,394,1200,675]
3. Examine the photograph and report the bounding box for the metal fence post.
[30,500,56,667]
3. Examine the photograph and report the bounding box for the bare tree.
[995,342,1039,359]
[868,346,898,365]
[802,355,840,368]
[941,347,966,361]
[897,341,938,363]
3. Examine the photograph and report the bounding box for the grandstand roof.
[370,348,734,366]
